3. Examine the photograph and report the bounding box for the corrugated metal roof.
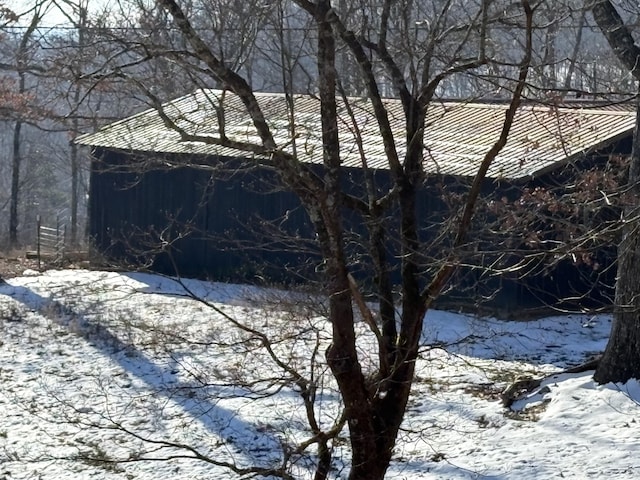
[76,89,636,180]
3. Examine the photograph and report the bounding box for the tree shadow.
[3,270,613,477]
[0,280,290,470]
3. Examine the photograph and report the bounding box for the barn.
[76,89,636,313]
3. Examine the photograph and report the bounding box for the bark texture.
[591,0,640,384]
[594,92,640,384]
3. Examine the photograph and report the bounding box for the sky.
[12,1,73,27]
[11,0,107,28]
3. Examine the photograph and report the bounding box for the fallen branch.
[501,355,602,407]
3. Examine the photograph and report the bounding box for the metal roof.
[76,89,636,180]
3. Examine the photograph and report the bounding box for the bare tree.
[50,0,90,246]
[74,0,537,478]
[7,1,48,248]
[589,0,640,384]
[16,0,152,249]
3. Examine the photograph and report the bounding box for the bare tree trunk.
[150,1,534,477]
[9,119,22,248]
[70,4,87,247]
[563,9,586,92]
[313,5,387,477]
[70,141,79,246]
[594,89,640,383]
[8,4,42,248]
[590,0,640,384]
[541,10,558,88]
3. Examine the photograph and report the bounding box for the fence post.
[61,224,67,264]
[36,215,41,271]
[56,216,60,264]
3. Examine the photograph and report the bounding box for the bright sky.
[11,0,106,28]
[11,1,69,26]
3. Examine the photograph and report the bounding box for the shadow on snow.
[1,280,290,471]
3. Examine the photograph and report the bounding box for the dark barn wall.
[89,148,318,283]
[89,144,623,314]
[466,143,626,313]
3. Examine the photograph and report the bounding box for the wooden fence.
[35,215,66,269]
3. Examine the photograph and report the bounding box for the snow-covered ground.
[0,269,638,479]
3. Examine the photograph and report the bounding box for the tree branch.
[420,0,535,307]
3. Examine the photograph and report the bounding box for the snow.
[1,269,639,479]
